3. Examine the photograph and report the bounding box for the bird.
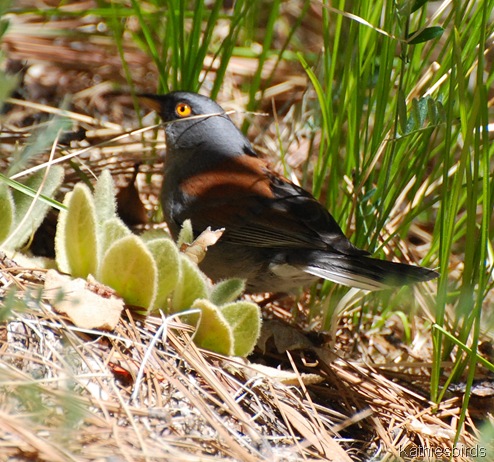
[139,91,438,293]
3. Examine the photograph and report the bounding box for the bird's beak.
[137,94,164,113]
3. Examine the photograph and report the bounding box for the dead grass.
[0,255,488,461]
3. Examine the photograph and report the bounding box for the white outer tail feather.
[304,265,387,291]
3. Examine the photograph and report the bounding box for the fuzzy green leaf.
[170,254,208,313]
[8,166,64,250]
[177,219,194,247]
[210,278,246,306]
[100,217,131,256]
[0,172,64,211]
[99,234,157,311]
[7,116,71,177]
[146,238,181,311]
[187,299,233,356]
[221,301,261,357]
[139,228,173,242]
[93,169,117,224]
[0,183,14,244]
[55,183,98,278]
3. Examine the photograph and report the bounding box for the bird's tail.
[304,254,438,291]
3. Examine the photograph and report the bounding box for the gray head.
[139,91,254,157]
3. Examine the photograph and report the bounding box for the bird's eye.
[175,102,192,118]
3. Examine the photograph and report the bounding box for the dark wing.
[177,153,368,256]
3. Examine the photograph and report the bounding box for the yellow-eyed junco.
[139,91,438,293]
